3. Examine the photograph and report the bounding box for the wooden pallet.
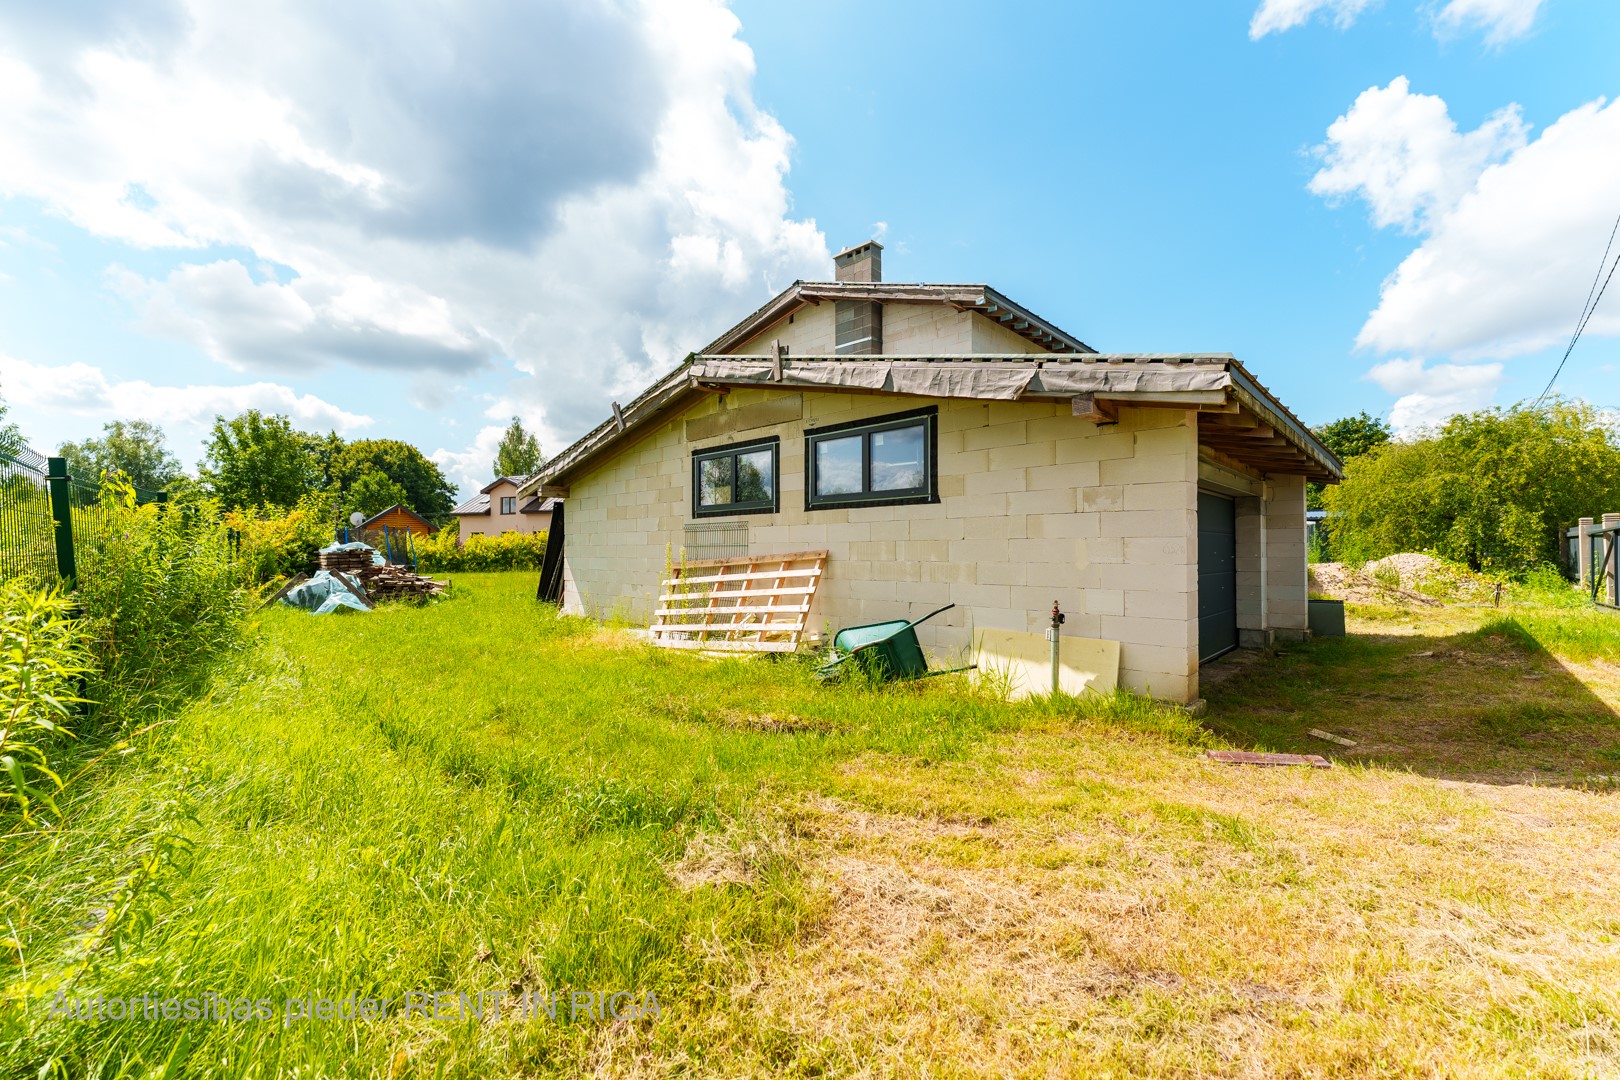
[650,549,828,653]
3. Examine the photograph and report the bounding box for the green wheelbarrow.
[815,603,977,683]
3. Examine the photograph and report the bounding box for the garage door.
[1197,492,1237,663]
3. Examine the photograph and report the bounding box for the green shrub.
[0,581,91,823]
[415,526,547,572]
[1323,399,1620,577]
[225,489,340,585]
[76,480,248,723]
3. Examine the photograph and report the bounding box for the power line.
[1534,207,1620,406]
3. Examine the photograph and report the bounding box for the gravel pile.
[1308,561,1442,606]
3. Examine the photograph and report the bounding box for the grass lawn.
[4,572,1620,1077]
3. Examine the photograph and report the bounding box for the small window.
[805,407,937,510]
[692,437,779,517]
[500,496,516,514]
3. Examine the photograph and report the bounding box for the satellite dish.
[349,511,364,526]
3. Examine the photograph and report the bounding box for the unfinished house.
[520,242,1341,703]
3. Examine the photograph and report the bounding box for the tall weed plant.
[224,489,340,585]
[76,480,248,723]
[0,582,90,824]
[416,525,547,572]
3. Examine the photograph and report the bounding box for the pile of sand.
[1363,552,1446,587]
[1308,561,1443,606]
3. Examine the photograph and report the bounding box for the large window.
[692,437,778,517]
[499,496,516,514]
[805,406,937,510]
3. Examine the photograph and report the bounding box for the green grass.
[1205,596,1620,784]
[0,573,1200,1078]
[7,573,1620,1077]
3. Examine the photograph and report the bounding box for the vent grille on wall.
[682,520,749,562]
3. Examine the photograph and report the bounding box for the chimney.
[833,240,883,355]
[833,240,882,283]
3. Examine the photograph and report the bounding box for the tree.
[1309,411,1393,510]
[0,395,24,459]
[330,439,456,520]
[301,430,347,490]
[344,470,412,520]
[58,420,183,491]
[493,416,543,478]
[199,410,319,510]
[1322,399,1620,574]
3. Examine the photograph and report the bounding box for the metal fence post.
[45,456,76,584]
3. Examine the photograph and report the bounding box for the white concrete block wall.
[1264,474,1308,632]
[735,303,837,355]
[561,388,1202,702]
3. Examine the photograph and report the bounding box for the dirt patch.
[665,824,786,890]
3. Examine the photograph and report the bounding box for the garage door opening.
[1197,491,1237,664]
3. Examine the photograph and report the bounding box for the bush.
[225,489,340,585]
[0,581,91,823]
[415,526,547,572]
[1323,399,1620,577]
[77,480,248,723]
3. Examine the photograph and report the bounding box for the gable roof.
[450,493,490,516]
[360,504,438,531]
[522,352,1344,493]
[702,281,1096,355]
[479,474,531,495]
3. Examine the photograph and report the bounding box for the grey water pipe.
[1049,600,1065,695]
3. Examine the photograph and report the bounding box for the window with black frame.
[499,496,516,514]
[691,437,778,517]
[805,407,937,510]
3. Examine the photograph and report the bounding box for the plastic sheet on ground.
[281,570,371,614]
[313,590,371,615]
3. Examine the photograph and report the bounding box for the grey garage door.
[1197,492,1238,663]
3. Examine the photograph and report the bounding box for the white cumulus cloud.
[0,352,373,466]
[1366,356,1505,434]
[1251,0,1543,41]
[430,424,511,496]
[1310,79,1620,432]
[1341,92,1620,360]
[1309,77,1527,233]
[1431,0,1545,46]
[0,0,830,449]
[1250,0,1377,39]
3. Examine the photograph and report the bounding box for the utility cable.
[1534,207,1620,405]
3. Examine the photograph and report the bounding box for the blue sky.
[0,0,1616,497]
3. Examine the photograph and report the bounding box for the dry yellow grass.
[620,736,1620,1078]
[585,600,1620,1078]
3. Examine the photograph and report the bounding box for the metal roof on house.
[450,493,490,516]
[479,474,532,495]
[522,351,1344,494]
[701,281,1096,355]
[519,496,561,514]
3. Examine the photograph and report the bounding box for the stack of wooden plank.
[356,563,447,601]
[650,550,827,653]
[318,548,376,575]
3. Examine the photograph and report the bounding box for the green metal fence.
[0,447,58,587]
[0,446,167,588]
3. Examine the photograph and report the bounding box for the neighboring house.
[359,503,438,538]
[449,475,557,545]
[519,241,1342,703]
